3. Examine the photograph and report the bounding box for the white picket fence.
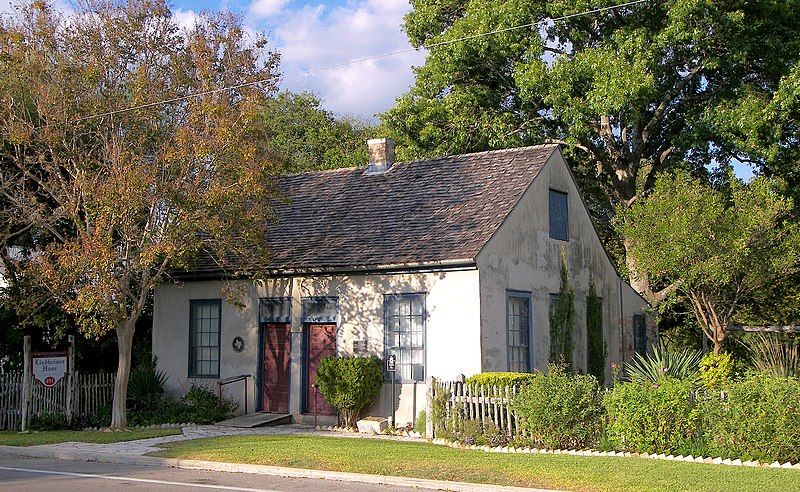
[0,371,115,430]
[427,377,522,439]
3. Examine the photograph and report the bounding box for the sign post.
[386,354,396,428]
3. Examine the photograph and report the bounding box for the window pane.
[507,295,531,372]
[383,294,425,381]
[189,300,221,377]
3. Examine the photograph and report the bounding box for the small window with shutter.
[549,189,569,241]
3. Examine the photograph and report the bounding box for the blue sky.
[169,0,424,121]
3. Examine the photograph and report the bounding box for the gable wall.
[476,150,649,381]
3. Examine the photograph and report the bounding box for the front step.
[215,412,292,428]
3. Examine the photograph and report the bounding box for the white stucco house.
[152,140,650,426]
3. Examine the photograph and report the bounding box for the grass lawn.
[0,428,181,446]
[152,435,800,492]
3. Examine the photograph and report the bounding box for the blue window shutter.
[549,189,569,241]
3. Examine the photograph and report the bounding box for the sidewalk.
[0,426,561,492]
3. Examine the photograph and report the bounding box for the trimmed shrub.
[703,374,800,463]
[511,364,604,449]
[316,356,383,428]
[696,352,733,390]
[604,378,703,454]
[625,341,702,383]
[465,372,537,388]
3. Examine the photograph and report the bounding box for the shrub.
[127,358,168,411]
[747,333,799,378]
[604,378,703,454]
[625,341,702,383]
[696,352,733,390]
[465,372,537,389]
[511,364,604,449]
[586,279,607,385]
[316,356,383,428]
[414,410,426,437]
[703,374,800,463]
[30,412,69,431]
[179,384,236,424]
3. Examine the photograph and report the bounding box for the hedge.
[465,372,538,388]
[316,356,383,428]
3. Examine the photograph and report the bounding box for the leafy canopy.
[617,171,800,353]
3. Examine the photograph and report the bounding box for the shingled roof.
[190,144,557,275]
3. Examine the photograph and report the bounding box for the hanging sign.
[32,350,68,387]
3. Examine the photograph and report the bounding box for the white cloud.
[172,8,201,32]
[249,0,291,19]
[260,0,425,120]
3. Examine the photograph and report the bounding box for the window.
[189,300,221,378]
[507,293,532,372]
[384,294,425,381]
[633,315,647,357]
[549,189,569,241]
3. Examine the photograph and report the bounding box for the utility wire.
[76,0,651,122]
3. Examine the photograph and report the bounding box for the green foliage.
[414,410,427,437]
[263,92,373,174]
[586,278,606,385]
[604,379,703,454]
[385,0,800,212]
[429,385,451,439]
[315,356,383,428]
[747,333,800,378]
[127,358,168,410]
[511,364,604,449]
[703,374,800,463]
[126,384,236,427]
[29,412,70,431]
[465,372,537,388]
[617,171,800,353]
[549,249,575,365]
[696,352,734,390]
[625,341,702,383]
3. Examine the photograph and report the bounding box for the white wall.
[152,268,481,426]
[476,149,648,383]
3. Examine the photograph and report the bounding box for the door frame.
[257,322,293,413]
[301,322,337,414]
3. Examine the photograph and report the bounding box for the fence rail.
[428,377,522,439]
[0,371,115,430]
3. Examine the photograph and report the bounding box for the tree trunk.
[110,322,135,428]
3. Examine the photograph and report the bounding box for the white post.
[21,336,31,432]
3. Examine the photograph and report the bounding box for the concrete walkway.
[0,426,560,492]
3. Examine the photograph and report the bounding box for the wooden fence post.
[425,376,435,439]
[20,336,31,432]
[65,335,75,426]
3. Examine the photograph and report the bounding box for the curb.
[0,445,559,492]
[428,438,800,470]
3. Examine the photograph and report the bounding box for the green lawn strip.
[151,435,800,492]
[0,428,181,446]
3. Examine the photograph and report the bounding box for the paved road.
[0,456,418,492]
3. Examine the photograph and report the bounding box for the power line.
[76,0,651,122]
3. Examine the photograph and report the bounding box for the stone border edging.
[0,444,559,492]
[430,438,800,469]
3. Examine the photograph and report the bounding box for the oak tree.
[383,0,800,302]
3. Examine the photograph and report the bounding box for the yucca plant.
[747,333,799,378]
[625,341,702,383]
[127,358,168,410]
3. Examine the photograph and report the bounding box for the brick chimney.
[365,138,395,175]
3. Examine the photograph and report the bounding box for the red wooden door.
[262,323,291,413]
[306,323,337,415]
